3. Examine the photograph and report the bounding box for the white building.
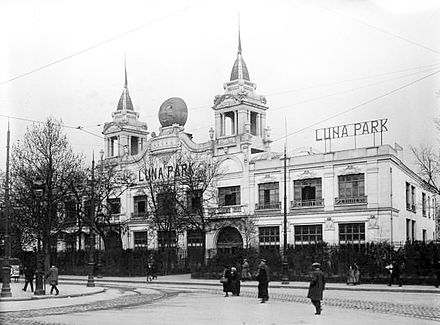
[100,34,437,261]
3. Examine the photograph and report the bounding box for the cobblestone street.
[1,281,438,325]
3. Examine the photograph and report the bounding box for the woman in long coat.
[307,262,325,315]
[230,267,241,296]
[256,259,269,303]
[222,266,232,297]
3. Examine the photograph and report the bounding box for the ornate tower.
[103,62,148,158]
[212,30,271,154]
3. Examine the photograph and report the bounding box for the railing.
[406,203,416,213]
[207,205,244,214]
[255,202,281,210]
[334,196,367,205]
[130,212,148,220]
[291,198,324,208]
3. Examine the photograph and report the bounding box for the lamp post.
[281,145,289,284]
[96,149,104,278]
[1,122,12,297]
[33,178,46,295]
[87,154,96,287]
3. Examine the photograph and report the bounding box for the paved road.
[1,279,439,324]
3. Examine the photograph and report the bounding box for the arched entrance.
[216,226,243,255]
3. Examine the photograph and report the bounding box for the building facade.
[99,35,437,260]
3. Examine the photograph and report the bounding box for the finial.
[124,53,128,89]
[238,13,242,55]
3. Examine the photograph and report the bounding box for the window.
[406,182,411,210]
[294,225,323,245]
[133,231,148,249]
[293,178,323,207]
[428,196,431,218]
[218,186,240,206]
[133,195,147,217]
[64,201,77,225]
[339,223,365,245]
[422,229,427,242]
[187,230,204,248]
[158,230,177,249]
[157,192,176,216]
[259,226,280,251]
[422,193,427,217]
[257,182,280,209]
[336,174,366,205]
[130,136,139,155]
[187,190,202,214]
[108,198,121,215]
[411,186,416,212]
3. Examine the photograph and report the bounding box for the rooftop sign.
[315,118,388,142]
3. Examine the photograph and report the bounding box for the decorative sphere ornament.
[158,97,188,127]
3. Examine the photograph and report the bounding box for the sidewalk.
[61,273,440,294]
[0,278,104,302]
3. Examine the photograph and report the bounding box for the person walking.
[22,264,35,292]
[45,265,59,295]
[230,266,241,296]
[256,259,269,303]
[346,265,356,285]
[221,266,232,297]
[307,262,325,315]
[241,259,251,281]
[354,263,361,285]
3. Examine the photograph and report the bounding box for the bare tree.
[10,117,84,270]
[138,151,224,265]
[411,146,440,194]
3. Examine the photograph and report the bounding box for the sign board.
[10,265,20,278]
[315,118,388,142]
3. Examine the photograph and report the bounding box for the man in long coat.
[256,259,269,303]
[45,265,59,295]
[307,262,325,315]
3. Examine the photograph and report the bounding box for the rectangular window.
[187,190,203,214]
[157,192,176,216]
[107,198,121,215]
[411,186,416,212]
[422,229,427,242]
[428,196,431,218]
[133,231,148,249]
[187,230,204,248]
[422,193,427,217]
[294,225,323,245]
[406,218,411,241]
[158,230,177,248]
[258,226,280,251]
[133,195,147,217]
[412,220,416,241]
[64,200,77,225]
[257,182,280,209]
[406,182,411,211]
[218,186,240,206]
[339,223,365,245]
[293,178,323,207]
[336,174,366,205]
[130,136,139,155]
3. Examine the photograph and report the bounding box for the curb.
[0,287,106,302]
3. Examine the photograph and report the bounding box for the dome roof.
[230,54,250,81]
[117,87,134,111]
[158,97,188,127]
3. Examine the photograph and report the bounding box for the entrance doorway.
[216,226,243,255]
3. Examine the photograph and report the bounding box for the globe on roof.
[158,97,188,127]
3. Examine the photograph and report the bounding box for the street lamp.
[87,154,96,287]
[1,122,12,297]
[33,178,46,295]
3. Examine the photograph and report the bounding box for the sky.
[1,0,440,170]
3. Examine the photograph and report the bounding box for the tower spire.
[238,14,242,55]
[124,53,128,89]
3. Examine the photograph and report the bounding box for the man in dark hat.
[307,262,325,315]
[256,258,270,303]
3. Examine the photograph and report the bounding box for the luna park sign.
[315,118,388,142]
[140,162,193,181]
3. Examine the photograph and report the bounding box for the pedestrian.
[354,263,361,285]
[230,266,241,296]
[256,258,269,303]
[146,261,153,282]
[307,262,325,315]
[241,259,251,281]
[387,260,402,287]
[45,265,59,295]
[221,266,232,297]
[22,264,35,292]
[346,265,356,285]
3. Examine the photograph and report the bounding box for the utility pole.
[1,121,12,297]
[87,153,96,287]
[281,144,289,284]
